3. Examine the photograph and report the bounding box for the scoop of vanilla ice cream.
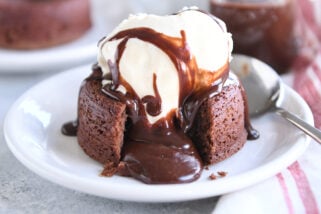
[98,8,233,124]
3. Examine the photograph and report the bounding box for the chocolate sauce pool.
[62,12,259,184]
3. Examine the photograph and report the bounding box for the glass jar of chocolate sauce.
[210,0,319,73]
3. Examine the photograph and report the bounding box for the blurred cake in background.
[0,0,92,49]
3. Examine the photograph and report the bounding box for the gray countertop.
[0,70,217,214]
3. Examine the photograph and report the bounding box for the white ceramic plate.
[0,0,133,73]
[4,64,313,202]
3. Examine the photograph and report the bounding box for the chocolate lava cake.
[0,0,91,49]
[62,9,258,184]
[73,65,256,183]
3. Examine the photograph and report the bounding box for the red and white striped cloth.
[214,0,321,213]
[295,0,321,130]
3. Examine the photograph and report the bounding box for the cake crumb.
[217,171,227,177]
[100,161,118,177]
[209,171,228,181]
[209,173,217,180]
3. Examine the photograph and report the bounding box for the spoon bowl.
[231,54,282,116]
[231,54,321,144]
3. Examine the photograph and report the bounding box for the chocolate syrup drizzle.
[62,10,259,184]
[102,27,230,132]
[101,27,207,183]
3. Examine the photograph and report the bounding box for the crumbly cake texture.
[77,77,126,176]
[188,84,247,165]
[0,0,91,49]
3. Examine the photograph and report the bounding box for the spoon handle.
[274,107,321,144]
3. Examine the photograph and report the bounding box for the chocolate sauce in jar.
[210,0,319,73]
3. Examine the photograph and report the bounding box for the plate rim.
[3,64,314,202]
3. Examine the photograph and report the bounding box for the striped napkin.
[214,0,321,213]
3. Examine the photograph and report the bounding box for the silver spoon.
[231,54,321,144]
